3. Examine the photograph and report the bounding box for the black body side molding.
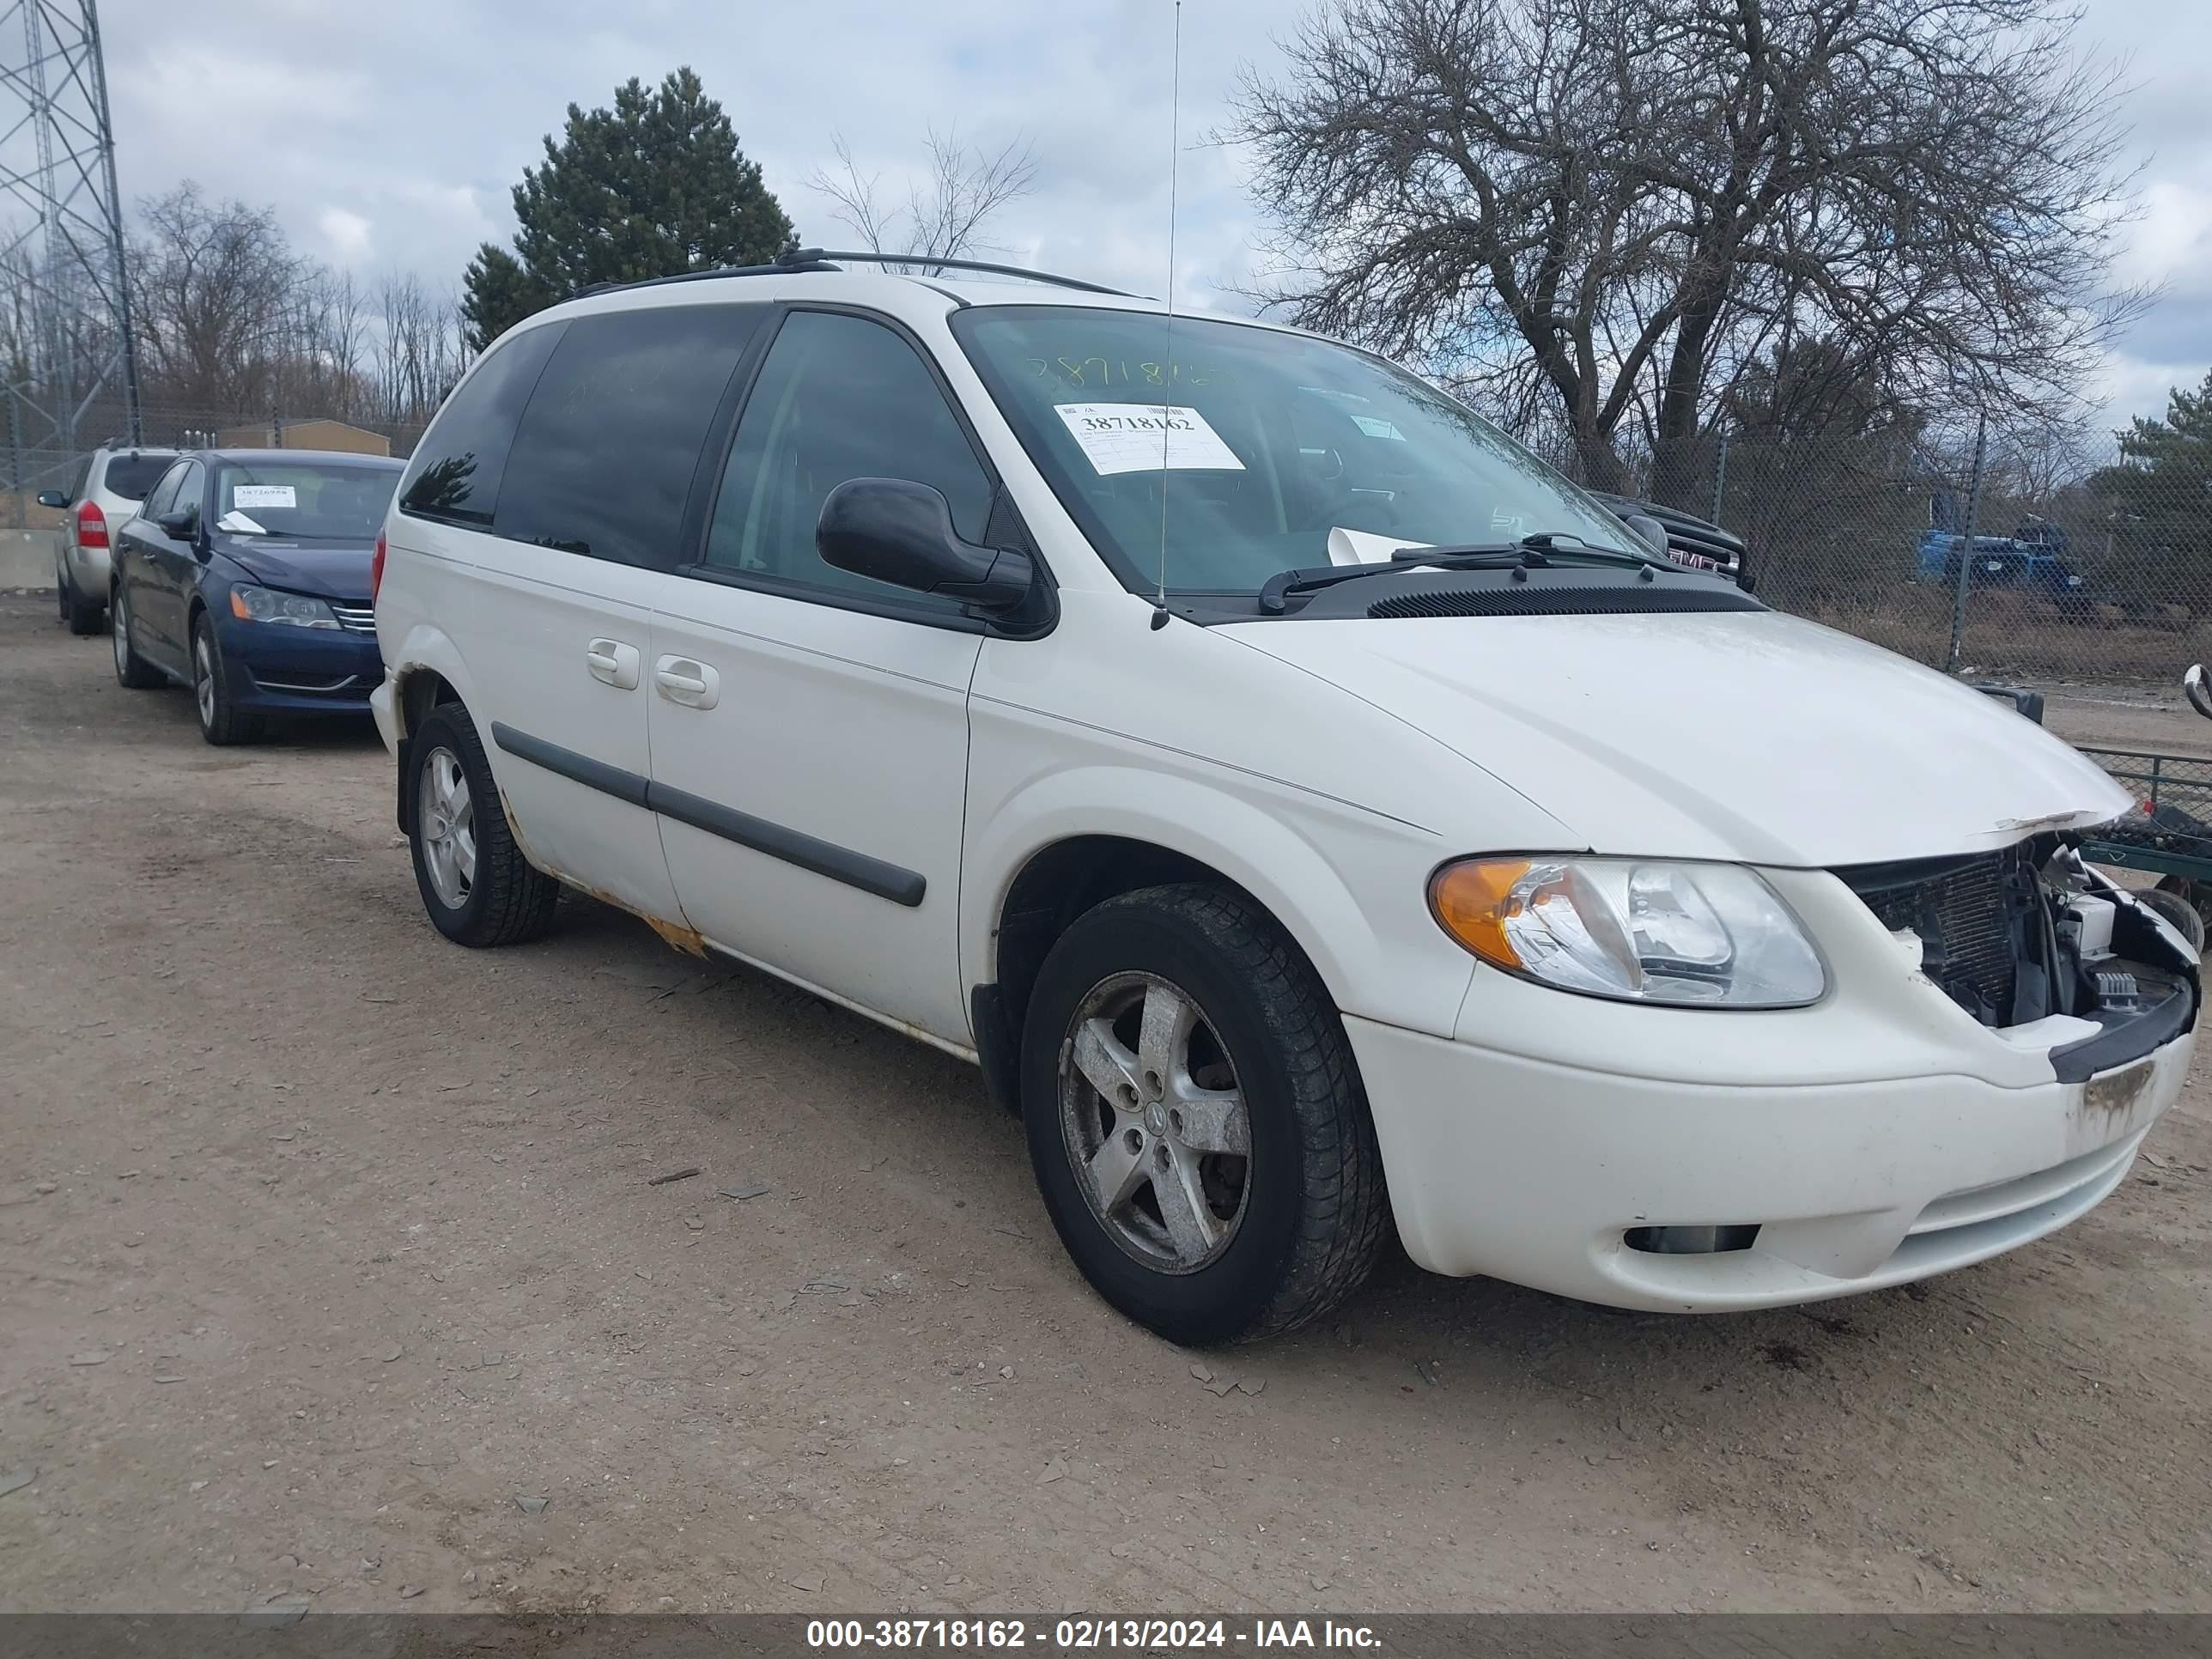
[490,721,651,806]
[648,779,925,908]
[489,722,924,908]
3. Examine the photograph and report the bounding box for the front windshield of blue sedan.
[213,461,399,541]
[950,305,1637,594]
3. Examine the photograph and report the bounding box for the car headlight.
[1429,856,1826,1007]
[230,585,339,629]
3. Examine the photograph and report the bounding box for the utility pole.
[1,0,143,498]
[1944,414,1990,675]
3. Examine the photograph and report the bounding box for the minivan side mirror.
[36,489,67,509]
[817,477,1035,613]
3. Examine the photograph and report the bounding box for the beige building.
[213,417,392,457]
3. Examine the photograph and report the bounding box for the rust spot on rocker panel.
[644,913,709,957]
[497,784,708,957]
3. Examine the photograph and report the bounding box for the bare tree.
[811,126,1037,270]
[129,183,307,411]
[370,271,470,425]
[1233,0,2148,504]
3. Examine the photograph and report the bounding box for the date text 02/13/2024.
[805,1620,1383,1650]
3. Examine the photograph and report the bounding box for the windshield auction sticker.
[232,484,298,509]
[1053,403,1245,475]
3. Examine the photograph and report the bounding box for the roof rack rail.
[575,248,1133,301]
[789,249,1133,296]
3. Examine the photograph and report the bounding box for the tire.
[191,611,262,746]
[110,583,163,689]
[1020,883,1390,1346]
[62,564,105,635]
[2151,878,2212,950]
[407,703,561,948]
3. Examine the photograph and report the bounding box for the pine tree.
[2092,372,2212,611]
[460,68,793,349]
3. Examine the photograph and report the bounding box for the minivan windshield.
[212,460,399,540]
[951,306,1638,595]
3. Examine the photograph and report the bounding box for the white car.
[39,443,181,635]
[370,253,2197,1345]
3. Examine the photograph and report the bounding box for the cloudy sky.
[91,0,2212,428]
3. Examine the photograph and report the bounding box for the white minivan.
[371,253,2196,1345]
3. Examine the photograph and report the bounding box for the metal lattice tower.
[1,0,140,493]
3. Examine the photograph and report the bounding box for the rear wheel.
[191,612,261,745]
[1020,884,1390,1346]
[408,703,561,948]
[110,584,162,689]
[61,563,105,635]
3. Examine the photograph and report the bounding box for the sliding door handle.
[653,655,720,710]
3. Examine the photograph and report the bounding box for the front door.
[648,307,1000,1046]
[112,460,183,666]
[143,459,206,660]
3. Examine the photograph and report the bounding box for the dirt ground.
[2,590,2209,1617]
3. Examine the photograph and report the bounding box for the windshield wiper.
[1260,544,1540,614]
[1517,530,1670,568]
[1257,530,1676,615]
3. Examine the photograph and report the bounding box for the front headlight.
[1429,857,1826,1007]
[230,585,339,629]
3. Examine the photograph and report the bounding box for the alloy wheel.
[1058,970,1253,1273]
[417,744,477,909]
[194,637,216,729]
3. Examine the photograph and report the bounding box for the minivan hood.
[1224,609,2132,866]
[216,536,374,602]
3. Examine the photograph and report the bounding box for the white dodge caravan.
[371,252,2195,1345]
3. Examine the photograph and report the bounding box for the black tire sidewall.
[1020,900,1310,1346]
[112,585,154,687]
[191,614,236,743]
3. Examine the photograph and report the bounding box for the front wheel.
[191,613,262,745]
[1020,884,1391,1346]
[407,703,561,948]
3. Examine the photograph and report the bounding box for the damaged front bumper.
[1344,845,2197,1312]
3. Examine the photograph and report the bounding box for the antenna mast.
[1150,0,1182,631]
[2,0,143,501]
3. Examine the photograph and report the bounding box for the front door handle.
[586,638,641,690]
[653,655,720,710]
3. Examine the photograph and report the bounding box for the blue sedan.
[108,448,404,744]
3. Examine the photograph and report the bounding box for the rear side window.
[492,306,761,568]
[397,322,565,526]
[100,452,179,501]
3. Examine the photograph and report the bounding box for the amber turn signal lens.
[1429,858,1534,968]
[229,588,252,621]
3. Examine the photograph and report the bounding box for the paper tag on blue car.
[233,485,296,510]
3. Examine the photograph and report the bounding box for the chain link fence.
[9,388,2207,691]
[1534,422,2211,688]
[3,399,428,531]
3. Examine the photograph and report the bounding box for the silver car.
[38,445,180,635]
